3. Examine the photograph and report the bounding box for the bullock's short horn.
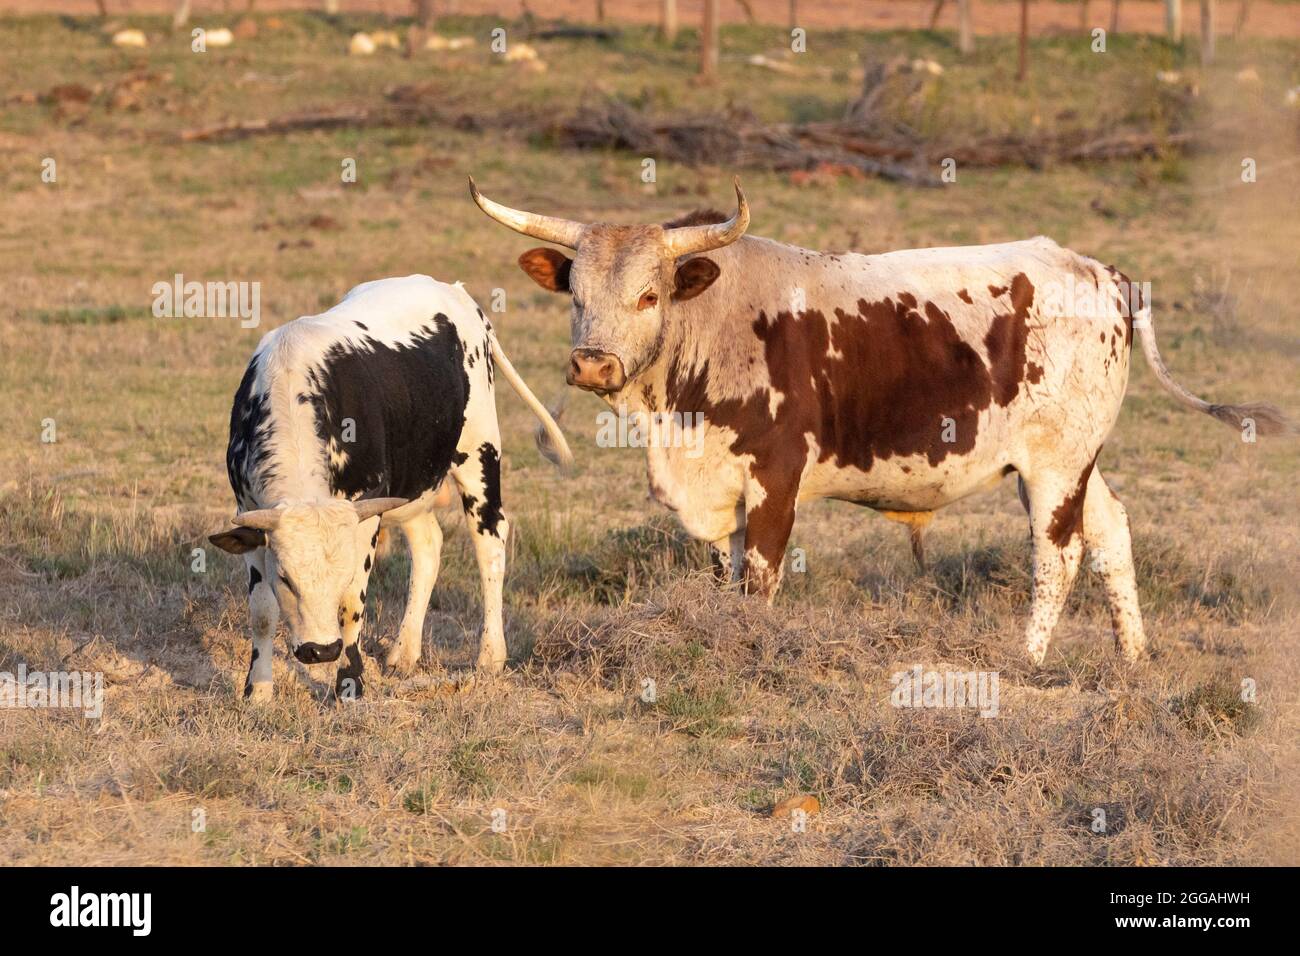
[233,508,282,531]
[468,176,585,250]
[663,178,750,258]
[353,497,410,521]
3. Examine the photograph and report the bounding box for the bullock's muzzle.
[294,639,343,664]
[567,348,626,394]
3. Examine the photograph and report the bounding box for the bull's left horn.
[233,508,283,531]
[469,176,585,250]
[353,497,410,521]
[663,178,750,258]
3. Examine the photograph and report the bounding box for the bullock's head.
[208,497,407,663]
[470,177,750,395]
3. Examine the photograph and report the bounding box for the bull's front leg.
[335,516,381,700]
[741,470,800,601]
[243,554,277,702]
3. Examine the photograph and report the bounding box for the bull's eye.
[637,291,659,311]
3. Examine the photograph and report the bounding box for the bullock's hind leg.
[1021,463,1093,665]
[243,553,277,702]
[335,516,381,699]
[1081,469,1146,660]
[384,510,443,675]
[451,442,509,675]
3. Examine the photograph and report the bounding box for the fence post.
[1200,0,1216,62]
[1166,0,1183,41]
[700,0,719,79]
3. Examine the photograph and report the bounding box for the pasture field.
[0,12,1297,865]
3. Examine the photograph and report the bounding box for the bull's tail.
[1134,306,1295,436]
[488,334,575,470]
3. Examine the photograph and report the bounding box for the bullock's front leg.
[244,554,277,702]
[335,516,381,699]
[741,471,800,601]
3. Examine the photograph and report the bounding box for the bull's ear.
[209,527,266,554]
[672,257,721,302]
[518,248,572,293]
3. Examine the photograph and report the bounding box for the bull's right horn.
[469,177,585,250]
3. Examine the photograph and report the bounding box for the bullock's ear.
[208,527,266,554]
[672,257,721,302]
[518,248,572,293]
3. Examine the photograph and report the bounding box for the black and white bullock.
[209,275,570,700]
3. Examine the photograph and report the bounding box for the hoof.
[475,652,506,676]
[384,640,420,676]
[295,639,342,664]
[243,681,273,703]
[335,672,364,701]
[335,645,364,700]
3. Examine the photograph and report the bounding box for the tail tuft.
[1207,401,1297,437]
[1135,304,1295,439]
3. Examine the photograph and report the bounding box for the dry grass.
[0,13,1297,865]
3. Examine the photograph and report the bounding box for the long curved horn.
[469,176,585,249]
[353,497,410,521]
[663,178,750,258]
[233,508,282,531]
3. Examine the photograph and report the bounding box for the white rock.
[349,32,376,56]
[112,28,147,48]
[427,34,476,51]
[503,42,539,62]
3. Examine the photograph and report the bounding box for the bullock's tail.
[1135,307,1295,436]
[488,334,575,470]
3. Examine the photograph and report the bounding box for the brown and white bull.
[471,178,1290,665]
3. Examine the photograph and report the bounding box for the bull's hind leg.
[243,552,277,702]
[1021,463,1093,665]
[1081,469,1146,660]
[384,510,443,674]
[335,516,381,699]
[451,441,509,675]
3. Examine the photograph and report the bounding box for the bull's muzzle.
[567,348,626,393]
[294,639,343,664]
